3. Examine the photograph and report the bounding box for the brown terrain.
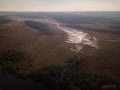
[0,16,120,76]
[80,24,120,75]
[0,15,120,90]
[0,16,73,75]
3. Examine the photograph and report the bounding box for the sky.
[0,0,120,11]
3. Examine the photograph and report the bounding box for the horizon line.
[0,10,120,12]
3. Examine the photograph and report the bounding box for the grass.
[25,21,53,35]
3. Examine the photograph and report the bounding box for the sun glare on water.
[46,20,98,53]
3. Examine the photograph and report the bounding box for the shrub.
[31,55,119,90]
[0,50,24,63]
[0,50,25,75]
[31,65,63,89]
[65,55,86,72]
[2,61,20,75]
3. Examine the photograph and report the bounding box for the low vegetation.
[0,50,25,74]
[0,50,24,63]
[31,55,120,90]
[0,16,11,25]
[25,21,53,35]
[0,50,119,90]
[31,65,63,89]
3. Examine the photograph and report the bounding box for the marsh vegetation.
[25,21,53,35]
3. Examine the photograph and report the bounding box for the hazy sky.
[0,0,120,11]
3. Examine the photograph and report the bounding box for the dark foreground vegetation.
[25,21,53,35]
[0,50,119,90]
[0,50,25,75]
[0,16,11,25]
[31,55,120,90]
